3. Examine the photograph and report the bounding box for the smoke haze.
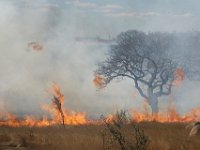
[0,0,200,118]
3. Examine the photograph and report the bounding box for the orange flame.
[104,114,115,123]
[43,82,87,125]
[0,114,55,127]
[0,83,87,127]
[51,82,64,103]
[1,81,200,127]
[1,106,200,127]
[28,42,43,51]
[131,106,200,123]
[173,68,185,87]
[93,75,105,89]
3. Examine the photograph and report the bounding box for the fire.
[64,111,87,125]
[131,106,200,123]
[0,114,55,127]
[0,81,200,127]
[173,68,185,87]
[104,114,115,123]
[93,75,105,89]
[1,105,200,127]
[0,83,87,127]
[28,42,43,51]
[50,82,65,125]
[48,82,87,125]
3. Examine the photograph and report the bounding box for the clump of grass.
[101,110,149,150]
[131,124,148,150]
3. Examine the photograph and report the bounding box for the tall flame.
[50,82,65,125]
[173,68,185,87]
[93,75,105,89]
[0,82,87,127]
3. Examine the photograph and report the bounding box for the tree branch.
[134,79,148,99]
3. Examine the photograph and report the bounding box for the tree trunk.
[149,96,158,114]
[147,87,159,114]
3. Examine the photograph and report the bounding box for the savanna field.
[0,122,199,150]
[0,81,199,150]
[2,1,200,150]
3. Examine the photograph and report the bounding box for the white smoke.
[0,0,199,118]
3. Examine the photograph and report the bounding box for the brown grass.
[0,122,199,150]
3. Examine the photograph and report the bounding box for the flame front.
[1,82,200,127]
[1,106,200,127]
[131,106,200,123]
[0,114,54,127]
[0,83,87,127]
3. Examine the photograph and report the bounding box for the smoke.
[0,0,133,118]
[0,0,200,118]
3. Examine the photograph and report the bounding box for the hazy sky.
[0,0,200,118]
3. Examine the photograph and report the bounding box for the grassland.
[0,122,199,150]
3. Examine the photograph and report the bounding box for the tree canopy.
[95,30,178,113]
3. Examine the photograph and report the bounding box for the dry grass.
[0,122,199,150]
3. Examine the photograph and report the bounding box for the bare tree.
[95,30,177,113]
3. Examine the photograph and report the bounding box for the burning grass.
[0,82,90,127]
[1,103,200,127]
[0,82,87,127]
[131,106,200,123]
[0,82,200,149]
[1,81,200,127]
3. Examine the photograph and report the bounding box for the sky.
[0,0,200,118]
